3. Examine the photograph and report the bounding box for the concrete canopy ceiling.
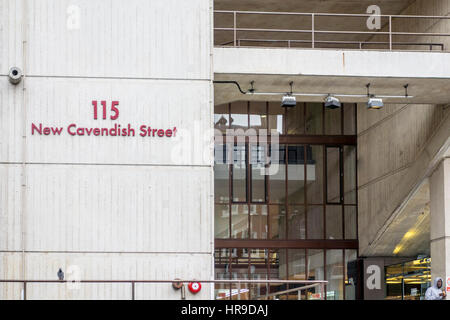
[214,0,416,47]
[214,73,450,106]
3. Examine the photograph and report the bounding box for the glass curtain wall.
[214,101,358,300]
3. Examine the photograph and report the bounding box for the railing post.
[389,15,392,50]
[131,282,135,300]
[233,11,237,47]
[311,13,315,48]
[237,282,241,300]
[23,281,26,300]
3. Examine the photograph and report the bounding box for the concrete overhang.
[214,47,450,105]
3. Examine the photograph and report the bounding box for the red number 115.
[92,100,119,120]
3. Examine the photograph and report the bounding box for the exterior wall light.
[366,83,383,109]
[325,95,341,109]
[281,81,296,107]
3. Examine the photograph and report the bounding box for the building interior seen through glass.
[214,101,358,300]
[385,258,431,300]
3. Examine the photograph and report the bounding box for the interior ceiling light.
[366,83,383,109]
[325,95,341,109]
[281,81,296,108]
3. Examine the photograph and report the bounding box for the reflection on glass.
[343,104,356,135]
[325,106,341,135]
[269,205,286,239]
[268,102,285,134]
[232,145,247,202]
[214,103,229,133]
[230,101,248,130]
[287,103,304,134]
[345,206,357,239]
[327,147,341,203]
[249,102,267,133]
[250,205,268,239]
[307,249,324,300]
[306,145,323,204]
[344,250,357,300]
[269,145,286,203]
[214,144,229,203]
[326,205,343,239]
[344,145,357,204]
[288,205,305,239]
[306,103,323,134]
[307,206,323,239]
[231,205,248,239]
[250,144,266,202]
[287,145,305,204]
[326,250,344,300]
[215,204,229,239]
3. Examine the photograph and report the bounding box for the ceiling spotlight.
[366,83,383,110]
[325,95,341,109]
[281,81,296,108]
[367,97,384,109]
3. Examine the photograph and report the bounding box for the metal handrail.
[214,10,450,51]
[221,38,444,50]
[0,279,327,300]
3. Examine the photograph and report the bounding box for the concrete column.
[430,157,450,299]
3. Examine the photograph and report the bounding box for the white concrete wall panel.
[0,0,24,75]
[0,252,212,299]
[24,0,211,79]
[0,77,212,165]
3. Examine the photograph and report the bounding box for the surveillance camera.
[281,94,296,107]
[8,67,23,85]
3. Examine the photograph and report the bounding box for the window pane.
[307,205,323,239]
[325,105,341,135]
[215,248,231,300]
[326,205,343,239]
[214,103,229,133]
[250,205,268,239]
[344,145,357,204]
[214,144,229,203]
[288,205,305,239]
[287,145,305,204]
[269,145,286,204]
[230,101,248,130]
[305,103,323,134]
[343,104,356,135]
[268,102,285,134]
[215,204,230,239]
[249,101,267,133]
[249,249,269,299]
[326,147,341,203]
[344,206,357,239]
[269,249,287,296]
[288,249,306,280]
[306,145,323,204]
[344,250,358,300]
[287,102,305,134]
[269,205,286,239]
[232,145,247,202]
[326,250,344,300]
[307,249,324,300]
[250,144,266,202]
[231,205,248,239]
[230,248,249,300]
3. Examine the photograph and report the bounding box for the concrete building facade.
[0,0,449,300]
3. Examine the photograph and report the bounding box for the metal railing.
[0,279,327,300]
[214,10,450,51]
